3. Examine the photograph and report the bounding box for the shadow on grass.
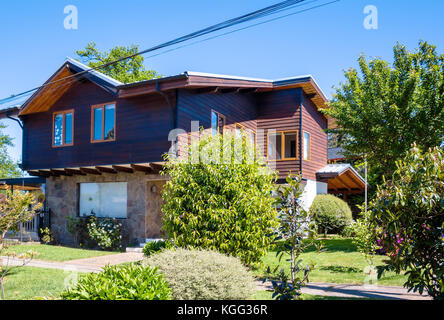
[318,265,361,273]
[271,238,358,254]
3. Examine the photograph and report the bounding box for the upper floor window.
[92,103,116,143]
[53,110,74,147]
[211,110,225,135]
[303,131,311,160]
[268,131,297,161]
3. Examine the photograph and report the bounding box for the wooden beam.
[28,170,50,177]
[237,87,258,93]
[51,169,72,176]
[150,163,164,173]
[219,88,238,94]
[336,175,352,190]
[80,167,101,175]
[96,166,117,174]
[131,164,153,173]
[112,165,134,173]
[193,86,219,94]
[65,168,86,176]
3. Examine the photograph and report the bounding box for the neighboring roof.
[0,176,46,191]
[328,147,345,161]
[317,163,367,194]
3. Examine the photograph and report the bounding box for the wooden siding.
[301,93,328,180]
[256,88,302,178]
[21,80,174,170]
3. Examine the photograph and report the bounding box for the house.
[0,58,366,246]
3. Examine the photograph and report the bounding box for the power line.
[0,0,339,108]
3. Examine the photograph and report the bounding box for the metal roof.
[328,147,345,160]
[317,163,367,185]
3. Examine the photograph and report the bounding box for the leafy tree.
[0,188,42,299]
[368,145,443,299]
[266,175,321,300]
[161,131,278,266]
[0,124,21,178]
[323,41,444,185]
[76,42,161,83]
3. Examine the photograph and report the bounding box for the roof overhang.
[0,106,20,120]
[118,71,329,111]
[317,164,367,195]
[27,162,165,178]
[0,177,46,191]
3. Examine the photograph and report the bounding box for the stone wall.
[46,171,166,246]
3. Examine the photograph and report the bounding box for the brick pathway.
[1,252,144,273]
[257,280,431,300]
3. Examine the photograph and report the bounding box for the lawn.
[3,243,117,262]
[256,238,407,287]
[2,266,80,300]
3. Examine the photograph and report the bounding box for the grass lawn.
[2,266,81,300]
[3,243,117,262]
[257,238,407,287]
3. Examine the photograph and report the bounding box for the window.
[79,182,127,218]
[91,103,116,142]
[267,131,298,161]
[53,110,74,147]
[303,131,311,160]
[211,110,225,135]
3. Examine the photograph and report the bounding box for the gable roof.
[18,58,123,116]
[316,163,367,193]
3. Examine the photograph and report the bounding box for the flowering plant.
[87,216,123,251]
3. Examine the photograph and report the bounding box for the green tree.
[323,41,444,185]
[368,145,443,299]
[0,124,21,179]
[76,42,161,83]
[161,131,278,266]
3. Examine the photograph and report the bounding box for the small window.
[92,103,116,142]
[79,182,127,218]
[211,110,225,135]
[303,131,311,160]
[53,110,74,147]
[267,131,298,161]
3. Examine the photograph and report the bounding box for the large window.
[91,103,116,142]
[79,182,127,218]
[211,110,225,135]
[53,110,74,147]
[303,131,311,160]
[268,131,297,161]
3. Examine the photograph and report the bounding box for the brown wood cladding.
[301,94,328,180]
[22,81,328,182]
[22,79,173,170]
[256,89,302,178]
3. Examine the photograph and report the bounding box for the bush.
[341,221,357,238]
[311,194,353,235]
[368,145,444,299]
[161,132,278,266]
[142,240,172,256]
[144,248,256,300]
[87,216,123,251]
[60,264,171,300]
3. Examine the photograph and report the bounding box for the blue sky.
[0,0,443,163]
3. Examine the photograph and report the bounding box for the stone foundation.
[45,172,167,246]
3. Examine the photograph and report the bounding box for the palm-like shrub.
[311,194,353,235]
[60,264,171,300]
[144,248,256,300]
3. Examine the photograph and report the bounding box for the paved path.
[257,280,431,300]
[1,254,431,300]
[1,252,144,273]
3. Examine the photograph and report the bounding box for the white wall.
[300,179,328,211]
